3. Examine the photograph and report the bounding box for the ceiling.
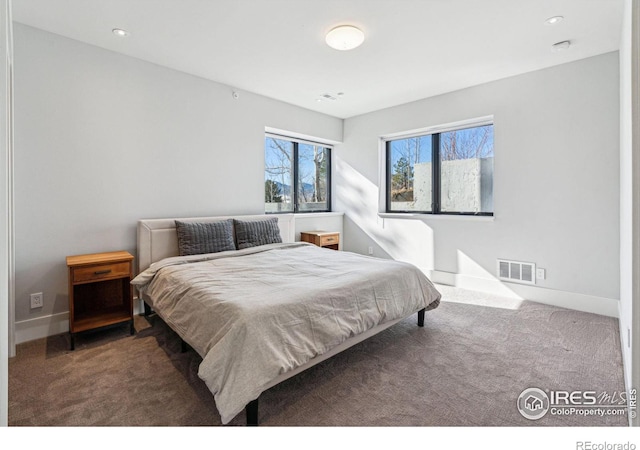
[12,0,624,119]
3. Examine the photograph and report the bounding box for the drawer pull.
[94,269,112,275]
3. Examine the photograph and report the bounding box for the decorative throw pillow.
[175,219,236,256]
[233,217,282,249]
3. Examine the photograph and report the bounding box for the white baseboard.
[618,301,634,427]
[428,269,619,318]
[14,299,145,345]
[15,311,70,345]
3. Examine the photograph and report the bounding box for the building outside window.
[386,121,494,215]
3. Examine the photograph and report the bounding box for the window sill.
[293,211,344,218]
[378,212,494,222]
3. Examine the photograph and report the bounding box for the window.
[264,134,331,213]
[386,122,494,215]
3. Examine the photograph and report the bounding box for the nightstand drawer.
[300,231,340,250]
[72,261,130,283]
[320,234,339,246]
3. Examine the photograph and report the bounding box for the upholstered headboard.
[136,214,295,273]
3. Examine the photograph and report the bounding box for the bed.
[131,213,441,425]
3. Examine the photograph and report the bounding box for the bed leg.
[417,308,425,327]
[246,398,259,426]
[143,301,152,317]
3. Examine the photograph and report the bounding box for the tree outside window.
[265,135,331,213]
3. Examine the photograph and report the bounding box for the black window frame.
[385,123,494,217]
[264,133,332,214]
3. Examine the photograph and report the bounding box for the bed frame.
[136,213,426,425]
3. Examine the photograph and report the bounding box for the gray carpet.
[8,286,627,426]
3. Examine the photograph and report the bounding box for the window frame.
[383,118,494,217]
[264,132,332,214]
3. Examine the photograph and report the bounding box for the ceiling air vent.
[320,93,337,101]
[497,259,536,285]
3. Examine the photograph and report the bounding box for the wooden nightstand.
[300,231,340,251]
[66,250,135,350]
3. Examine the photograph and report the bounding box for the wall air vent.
[497,259,536,285]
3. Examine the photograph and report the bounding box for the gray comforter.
[131,242,441,423]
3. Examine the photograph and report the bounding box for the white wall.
[619,0,640,426]
[12,24,343,329]
[1,0,12,428]
[336,52,620,316]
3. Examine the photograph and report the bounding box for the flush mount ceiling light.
[325,25,364,51]
[112,28,130,37]
[552,40,571,52]
[545,16,564,25]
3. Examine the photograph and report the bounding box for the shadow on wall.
[341,216,391,259]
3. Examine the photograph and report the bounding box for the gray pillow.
[175,219,236,256]
[233,217,282,249]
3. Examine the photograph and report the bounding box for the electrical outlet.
[30,292,43,309]
[536,268,546,280]
[368,246,373,255]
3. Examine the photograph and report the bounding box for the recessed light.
[112,28,130,37]
[552,40,571,52]
[325,25,364,51]
[545,16,564,25]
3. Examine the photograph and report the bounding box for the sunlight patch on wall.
[448,250,524,309]
[335,157,434,269]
